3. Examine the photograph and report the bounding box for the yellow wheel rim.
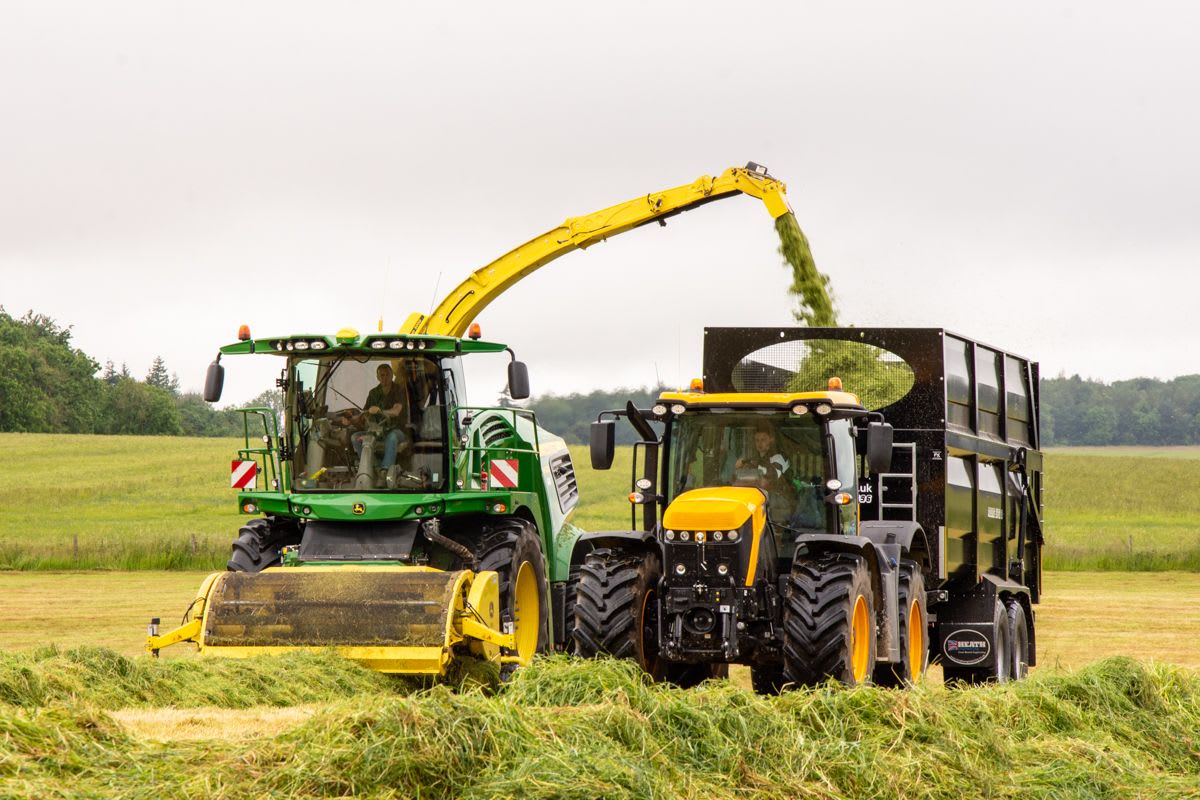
[850,593,871,683]
[907,598,924,680]
[512,561,540,664]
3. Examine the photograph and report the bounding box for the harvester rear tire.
[1006,598,1030,680]
[874,561,928,687]
[227,517,299,573]
[573,548,664,680]
[783,554,876,687]
[475,518,550,674]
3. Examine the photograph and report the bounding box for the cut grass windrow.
[0,650,1197,798]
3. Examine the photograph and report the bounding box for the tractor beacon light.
[238,324,251,341]
[828,376,843,390]
[468,323,482,340]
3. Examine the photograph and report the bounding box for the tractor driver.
[736,422,789,481]
[337,362,410,471]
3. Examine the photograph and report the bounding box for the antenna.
[428,271,443,317]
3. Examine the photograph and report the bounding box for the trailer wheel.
[783,554,876,687]
[573,548,663,680]
[943,599,1012,685]
[874,561,927,686]
[1006,598,1030,680]
[476,519,551,673]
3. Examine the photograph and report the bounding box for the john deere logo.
[352,502,366,515]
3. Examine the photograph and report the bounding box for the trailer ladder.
[879,442,917,522]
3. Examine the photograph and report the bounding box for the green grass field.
[1,433,1198,571]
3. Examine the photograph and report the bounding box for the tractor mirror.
[203,361,225,403]
[590,420,616,470]
[507,360,530,400]
[866,422,893,473]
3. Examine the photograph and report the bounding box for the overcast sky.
[2,1,1198,405]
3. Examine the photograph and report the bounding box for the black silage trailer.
[703,327,1045,675]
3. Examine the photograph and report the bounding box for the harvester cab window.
[290,355,445,492]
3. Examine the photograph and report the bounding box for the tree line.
[4,309,1198,446]
[0,309,278,437]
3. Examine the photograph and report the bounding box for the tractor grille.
[204,570,463,648]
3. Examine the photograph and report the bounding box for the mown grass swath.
[0,651,1197,798]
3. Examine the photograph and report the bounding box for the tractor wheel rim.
[850,593,870,683]
[512,561,539,664]
[907,598,924,681]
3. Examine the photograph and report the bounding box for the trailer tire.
[476,518,550,674]
[874,561,927,686]
[573,548,663,680]
[783,554,876,687]
[227,517,298,573]
[943,599,1012,685]
[1006,598,1030,680]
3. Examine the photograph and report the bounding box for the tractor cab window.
[290,354,446,492]
[668,411,829,532]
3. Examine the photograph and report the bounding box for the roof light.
[273,341,284,352]
[310,341,326,350]
[652,404,667,416]
[815,404,832,415]
[635,478,652,490]
[294,341,309,351]
[689,378,704,392]
[371,340,387,349]
[670,404,686,415]
[792,404,809,415]
[828,377,843,391]
[238,324,251,341]
[417,340,428,349]
[406,341,416,350]
[286,342,295,351]
[468,323,482,340]
[389,340,404,349]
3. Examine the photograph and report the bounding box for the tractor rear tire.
[227,517,299,573]
[874,561,928,687]
[573,547,663,680]
[1006,598,1030,680]
[783,554,876,687]
[942,599,1012,685]
[475,518,551,675]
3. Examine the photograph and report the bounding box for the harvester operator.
[337,363,410,471]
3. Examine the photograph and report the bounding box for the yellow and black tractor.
[578,327,1043,689]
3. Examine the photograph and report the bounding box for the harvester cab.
[578,327,1044,691]
[148,326,583,677]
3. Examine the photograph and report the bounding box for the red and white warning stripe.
[488,458,520,489]
[231,460,258,490]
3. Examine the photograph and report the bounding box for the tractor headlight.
[664,530,676,541]
[727,530,739,542]
[675,563,687,575]
[717,563,729,575]
[679,531,691,542]
[694,531,706,543]
[711,530,723,542]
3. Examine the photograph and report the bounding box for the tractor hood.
[662,487,766,532]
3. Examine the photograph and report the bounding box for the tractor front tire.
[783,554,876,687]
[475,518,551,674]
[874,561,928,687]
[573,547,663,680]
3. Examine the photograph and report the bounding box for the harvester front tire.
[573,548,663,680]
[476,518,550,673]
[874,561,928,687]
[783,554,876,687]
[227,517,298,573]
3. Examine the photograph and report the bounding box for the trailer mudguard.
[792,533,900,662]
[859,521,932,572]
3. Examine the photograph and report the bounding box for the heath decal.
[943,629,991,666]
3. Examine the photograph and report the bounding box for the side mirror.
[507,360,530,401]
[866,422,893,474]
[203,361,225,403]
[590,420,616,470]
